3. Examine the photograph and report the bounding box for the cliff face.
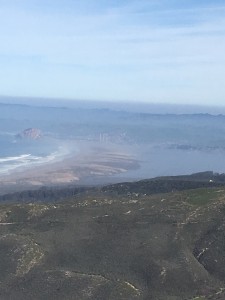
[17,128,42,140]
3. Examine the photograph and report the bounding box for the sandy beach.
[0,140,139,194]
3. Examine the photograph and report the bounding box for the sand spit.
[0,140,139,194]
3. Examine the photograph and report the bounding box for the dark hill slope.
[1,171,224,203]
[0,176,225,299]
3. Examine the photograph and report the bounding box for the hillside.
[0,174,225,299]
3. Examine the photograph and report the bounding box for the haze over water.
[1,99,225,186]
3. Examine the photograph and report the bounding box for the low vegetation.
[0,172,225,299]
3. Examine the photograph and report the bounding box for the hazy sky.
[0,0,225,105]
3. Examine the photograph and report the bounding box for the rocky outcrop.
[17,128,42,140]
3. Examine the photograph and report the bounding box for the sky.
[0,0,225,106]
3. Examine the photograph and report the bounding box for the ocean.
[1,100,225,183]
[0,133,68,175]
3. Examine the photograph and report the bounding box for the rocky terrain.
[0,173,225,299]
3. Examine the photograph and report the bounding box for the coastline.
[0,140,139,195]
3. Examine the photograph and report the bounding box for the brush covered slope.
[0,173,225,299]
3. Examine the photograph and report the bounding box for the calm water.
[1,101,225,180]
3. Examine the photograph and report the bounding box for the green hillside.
[0,175,225,299]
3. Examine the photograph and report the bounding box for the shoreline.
[0,140,140,195]
[0,139,78,176]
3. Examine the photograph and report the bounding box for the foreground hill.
[0,173,225,299]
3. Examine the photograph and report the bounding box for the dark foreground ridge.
[0,172,225,299]
[1,171,225,202]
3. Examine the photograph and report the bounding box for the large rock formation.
[17,128,42,140]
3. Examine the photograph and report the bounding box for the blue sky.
[0,0,225,105]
